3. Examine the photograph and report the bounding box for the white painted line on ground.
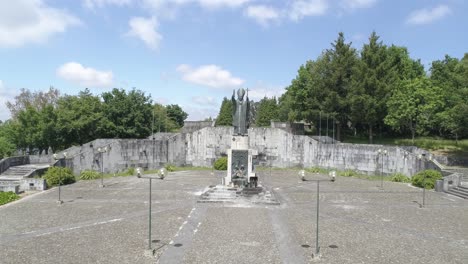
[31,218,123,238]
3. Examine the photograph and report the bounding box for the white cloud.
[0,0,81,48]
[56,62,114,88]
[340,0,377,10]
[244,5,280,26]
[126,16,162,50]
[191,96,217,106]
[289,0,328,21]
[177,64,244,89]
[83,0,132,9]
[406,5,451,25]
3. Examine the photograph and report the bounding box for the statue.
[232,88,250,136]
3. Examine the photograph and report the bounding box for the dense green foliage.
[215,97,233,126]
[280,32,467,142]
[0,191,20,206]
[391,173,411,183]
[411,170,442,189]
[79,170,101,180]
[43,167,76,187]
[255,97,279,127]
[3,87,188,154]
[214,157,228,170]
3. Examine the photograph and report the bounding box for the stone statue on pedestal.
[232,88,250,136]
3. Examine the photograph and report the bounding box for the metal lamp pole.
[312,179,334,258]
[98,147,107,188]
[53,153,64,204]
[315,180,320,257]
[137,168,165,252]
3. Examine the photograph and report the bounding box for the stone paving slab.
[0,170,467,263]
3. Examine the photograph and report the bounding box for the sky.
[0,0,467,122]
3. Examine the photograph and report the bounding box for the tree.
[385,77,444,141]
[0,121,16,158]
[430,54,468,139]
[215,97,233,126]
[55,89,110,148]
[151,103,179,133]
[102,88,153,138]
[256,97,279,127]
[350,32,391,143]
[166,104,188,129]
[6,87,60,118]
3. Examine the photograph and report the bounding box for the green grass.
[0,191,20,206]
[344,136,468,152]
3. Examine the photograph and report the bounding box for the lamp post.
[53,152,66,204]
[311,179,335,259]
[137,167,165,253]
[97,146,108,188]
[418,154,431,208]
[377,149,387,189]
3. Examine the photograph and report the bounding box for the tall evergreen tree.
[350,32,390,143]
[256,97,279,127]
[215,97,233,126]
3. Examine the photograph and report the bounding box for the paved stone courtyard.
[1,169,467,264]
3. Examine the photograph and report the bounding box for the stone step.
[447,188,468,199]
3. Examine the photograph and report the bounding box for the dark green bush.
[80,170,101,180]
[391,173,411,183]
[411,170,442,189]
[214,157,227,170]
[43,167,75,187]
[165,164,176,172]
[0,191,20,206]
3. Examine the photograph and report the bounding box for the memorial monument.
[224,88,258,188]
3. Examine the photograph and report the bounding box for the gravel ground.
[0,169,467,264]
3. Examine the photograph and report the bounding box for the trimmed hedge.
[411,170,442,189]
[43,167,75,187]
[214,157,227,171]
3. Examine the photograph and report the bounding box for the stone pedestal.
[224,136,257,187]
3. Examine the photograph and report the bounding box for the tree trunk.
[336,122,341,142]
[369,125,373,144]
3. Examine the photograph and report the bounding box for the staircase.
[446,185,468,199]
[443,167,468,199]
[1,166,37,180]
[0,164,51,193]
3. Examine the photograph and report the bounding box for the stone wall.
[60,127,436,176]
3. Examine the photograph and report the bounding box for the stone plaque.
[231,150,248,178]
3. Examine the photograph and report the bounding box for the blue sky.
[0,0,467,122]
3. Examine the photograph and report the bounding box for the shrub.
[80,170,101,180]
[391,173,411,183]
[165,164,176,172]
[411,170,442,189]
[43,167,75,187]
[338,170,359,177]
[214,157,228,170]
[0,191,20,206]
[127,167,135,176]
